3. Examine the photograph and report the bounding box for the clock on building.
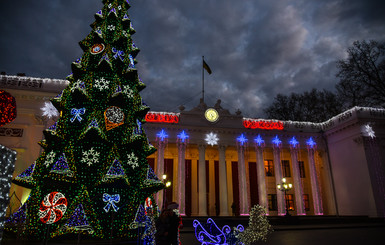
[204,108,219,122]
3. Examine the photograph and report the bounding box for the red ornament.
[0,90,17,127]
[38,192,67,224]
[90,43,105,54]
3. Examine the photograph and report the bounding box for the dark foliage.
[264,89,343,123]
[336,40,385,109]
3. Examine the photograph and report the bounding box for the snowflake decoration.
[81,147,100,167]
[306,137,316,148]
[237,134,248,146]
[205,132,219,146]
[108,3,112,8]
[272,135,282,147]
[44,151,56,167]
[156,129,168,142]
[107,25,116,31]
[41,101,59,119]
[364,124,376,138]
[118,5,122,10]
[94,78,110,90]
[289,136,299,148]
[177,130,189,143]
[254,134,265,147]
[70,79,85,92]
[122,30,129,37]
[127,152,139,169]
[122,85,134,98]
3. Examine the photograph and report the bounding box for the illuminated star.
[289,136,299,148]
[237,134,248,146]
[205,132,219,146]
[272,135,282,147]
[365,124,375,138]
[156,129,168,142]
[254,134,265,146]
[41,101,59,119]
[177,130,189,143]
[306,137,316,148]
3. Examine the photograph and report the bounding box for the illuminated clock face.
[205,108,219,122]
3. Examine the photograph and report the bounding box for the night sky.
[1,0,384,118]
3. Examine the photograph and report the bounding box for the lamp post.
[162,174,171,210]
[277,178,293,216]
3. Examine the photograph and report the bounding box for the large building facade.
[1,74,385,217]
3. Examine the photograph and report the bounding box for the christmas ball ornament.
[104,106,124,130]
[90,43,105,55]
[38,192,67,224]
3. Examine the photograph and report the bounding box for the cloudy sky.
[1,0,385,118]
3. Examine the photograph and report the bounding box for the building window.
[281,160,291,177]
[303,194,310,211]
[299,161,305,178]
[264,160,274,176]
[285,194,295,211]
[268,194,277,211]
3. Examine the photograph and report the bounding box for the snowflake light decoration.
[237,134,248,146]
[254,134,265,147]
[177,130,189,143]
[272,135,282,147]
[122,85,134,98]
[364,124,376,138]
[44,151,56,168]
[41,101,59,119]
[156,129,168,142]
[94,78,110,90]
[306,137,316,148]
[289,136,299,148]
[70,79,85,92]
[205,132,219,146]
[81,147,100,167]
[127,152,139,169]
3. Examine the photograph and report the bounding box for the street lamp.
[162,174,172,209]
[277,178,293,216]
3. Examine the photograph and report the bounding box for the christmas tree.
[7,0,164,241]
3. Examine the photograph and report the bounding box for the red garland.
[0,90,17,127]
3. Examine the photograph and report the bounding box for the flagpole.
[202,56,205,102]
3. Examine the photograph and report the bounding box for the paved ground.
[180,223,385,245]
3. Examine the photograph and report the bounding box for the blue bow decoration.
[70,108,86,122]
[112,47,125,61]
[103,193,120,213]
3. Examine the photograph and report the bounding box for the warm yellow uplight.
[166,181,171,187]
[162,174,167,180]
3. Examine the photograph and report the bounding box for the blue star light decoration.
[254,134,265,147]
[237,134,248,146]
[289,136,299,148]
[272,135,282,147]
[306,137,316,148]
[177,130,189,143]
[156,129,168,142]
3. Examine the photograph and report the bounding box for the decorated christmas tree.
[7,0,164,241]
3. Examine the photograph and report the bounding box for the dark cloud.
[1,0,384,118]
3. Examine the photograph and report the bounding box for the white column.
[177,141,186,216]
[198,144,208,216]
[308,147,323,215]
[273,146,285,216]
[237,145,249,215]
[290,146,306,215]
[255,146,268,214]
[155,140,166,209]
[218,145,229,216]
